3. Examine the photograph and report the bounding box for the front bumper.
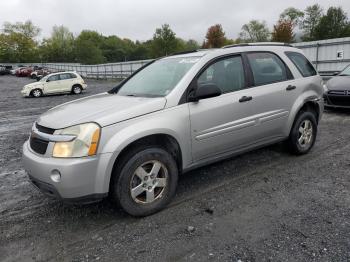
[22,141,112,202]
[21,89,30,97]
[324,93,350,108]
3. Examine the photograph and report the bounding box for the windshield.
[116,57,200,97]
[40,75,49,82]
[339,65,350,76]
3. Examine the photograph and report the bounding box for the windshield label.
[178,58,200,64]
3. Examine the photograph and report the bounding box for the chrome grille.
[328,90,350,96]
[29,123,55,154]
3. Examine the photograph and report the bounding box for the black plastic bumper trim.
[28,175,107,204]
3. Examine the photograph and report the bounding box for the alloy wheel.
[73,86,81,94]
[32,89,41,97]
[298,119,313,147]
[130,160,168,204]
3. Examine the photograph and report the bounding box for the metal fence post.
[315,43,320,71]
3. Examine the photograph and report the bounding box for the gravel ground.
[0,75,349,262]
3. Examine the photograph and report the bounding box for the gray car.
[23,43,324,216]
[323,64,350,108]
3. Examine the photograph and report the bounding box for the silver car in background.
[23,43,324,216]
[323,64,350,108]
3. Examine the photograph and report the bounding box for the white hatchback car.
[21,72,87,98]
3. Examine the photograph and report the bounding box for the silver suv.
[23,43,324,216]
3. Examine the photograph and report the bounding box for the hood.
[37,93,167,129]
[24,82,43,89]
[327,76,350,91]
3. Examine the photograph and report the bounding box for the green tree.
[301,4,324,41]
[100,35,129,62]
[3,20,40,39]
[129,40,152,60]
[40,25,75,62]
[224,38,237,46]
[280,7,304,27]
[203,24,226,48]
[313,7,350,40]
[185,39,200,50]
[0,20,40,62]
[239,20,270,42]
[151,24,178,57]
[175,38,200,52]
[75,30,106,64]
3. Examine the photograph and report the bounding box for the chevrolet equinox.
[23,43,324,216]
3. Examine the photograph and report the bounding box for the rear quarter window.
[285,52,317,77]
[59,73,71,80]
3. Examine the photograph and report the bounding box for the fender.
[97,105,192,192]
[285,89,323,136]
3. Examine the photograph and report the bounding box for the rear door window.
[285,52,317,77]
[59,73,72,80]
[246,52,288,86]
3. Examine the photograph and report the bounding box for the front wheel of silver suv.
[110,147,178,217]
[287,111,318,155]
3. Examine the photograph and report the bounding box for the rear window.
[285,52,317,77]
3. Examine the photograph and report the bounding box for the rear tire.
[287,111,317,155]
[110,147,178,217]
[72,85,82,95]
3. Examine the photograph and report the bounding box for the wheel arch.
[72,83,82,89]
[298,100,320,122]
[101,132,185,195]
[111,133,183,172]
[286,93,322,136]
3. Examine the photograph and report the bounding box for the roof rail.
[169,50,198,56]
[223,42,293,49]
[169,48,216,56]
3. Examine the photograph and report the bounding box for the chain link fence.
[41,60,153,79]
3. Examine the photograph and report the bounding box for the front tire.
[287,111,317,155]
[31,89,42,98]
[110,147,178,217]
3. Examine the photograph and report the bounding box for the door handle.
[286,85,296,91]
[239,96,253,103]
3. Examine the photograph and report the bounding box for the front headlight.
[52,123,101,158]
[323,83,328,92]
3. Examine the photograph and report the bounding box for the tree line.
[1,4,350,64]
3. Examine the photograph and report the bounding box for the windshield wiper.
[123,93,163,98]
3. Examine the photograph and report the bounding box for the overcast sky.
[1,0,350,42]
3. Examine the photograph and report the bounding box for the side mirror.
[46,79,50,82]
[333,71,340,76]
[188,82,222,102]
